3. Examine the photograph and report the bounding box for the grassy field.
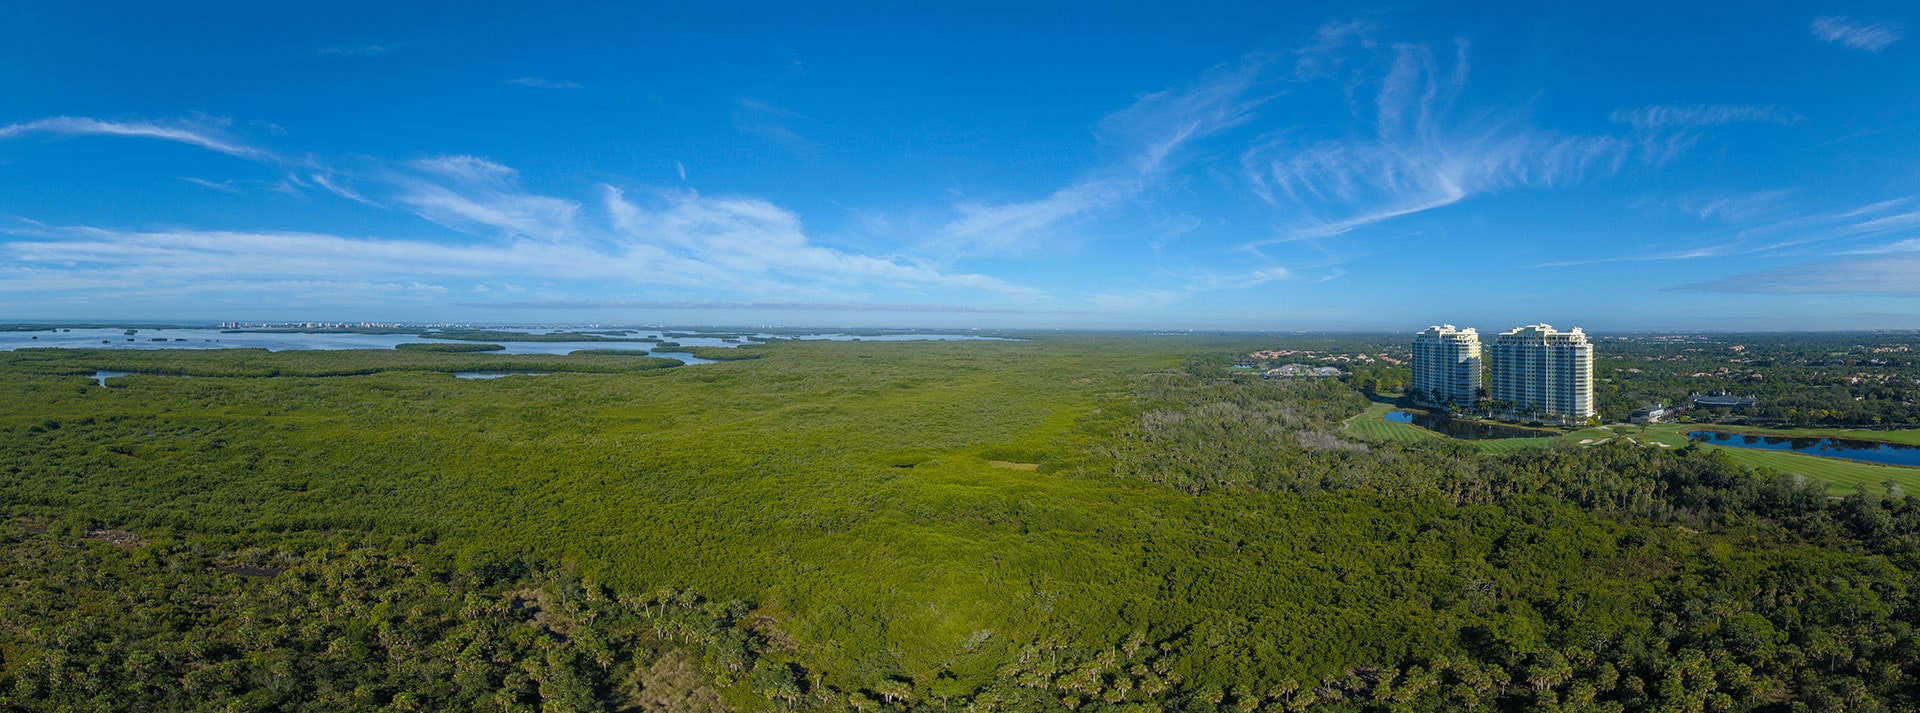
[1626,422,1920,494]
[1340,401,1440,443]
[1713,447,1920,493]
[1341,401,1583,454]
[1342,404,1920,494]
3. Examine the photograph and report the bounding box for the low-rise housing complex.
[1265,364,1343,378]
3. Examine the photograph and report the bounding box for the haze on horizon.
[3,1,1918,332]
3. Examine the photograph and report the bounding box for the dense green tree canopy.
[3,336,1918,711]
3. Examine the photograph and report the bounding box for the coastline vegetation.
[683,346,764,361]
[395,342,509,353]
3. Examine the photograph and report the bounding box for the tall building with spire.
[1489,324,1595,422]
[1411,325,1482,408]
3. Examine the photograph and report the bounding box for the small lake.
[1386,408,1562,440]
[93,370,129,387]
[1687,431,1920,468]
[454,372,551,379]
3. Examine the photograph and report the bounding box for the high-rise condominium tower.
[1489,324,1595,422]
[1411,325,1482,408]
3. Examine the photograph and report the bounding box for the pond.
[1385,408,1563,440]
[453,372,551,379]
[1687,431,1920,468]
[93,370,129,387]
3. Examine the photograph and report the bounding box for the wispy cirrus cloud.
[308,172,375,205]
[1665,188,1798,222]
[1674,254,1920,296]
[317,43,392,57]
[733,99,812,148]
[1536,194,1920,268]
[921,20,1770,282]
[408,154,520,183]
[508,77,585,89]
[1240,40,1631,247]
[1188,266,1292,290]
[1609,105,1802,130]
[0,186,1034,303]
[603,187,1036,296]
[380,155,583,241]
[1234,36,1815,249]
[926,57,1274,258]
[0,114,1038,308]
[1811,16,1903,52]
[0,116,274,160]
[180,177,243,194]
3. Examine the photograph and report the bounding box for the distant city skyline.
[4,2,1919,330]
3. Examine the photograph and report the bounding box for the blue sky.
[3,1,1918,330]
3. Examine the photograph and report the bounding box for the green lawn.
[1620,422,1920,494]
[1342,401,1583,453]
[1342,402,1441,443]
[1343,408,1920,495]
[1708,447,1920,494]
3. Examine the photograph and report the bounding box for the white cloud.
[1811,16,1903,52]
[1240,42,1631,247]
[1536,194,1920,268]
[408,155,519,183]
[1236,45,1809,248]
[508,77,585,89]
[604,187,1037,296]
[1609,105,1801,130]
[180,177,242,194]
[317,44,391,57]
[926,57,1274,258]
[1677,255,1920,296]
[0,175,1036,306]
[0,112,1037,305]
[390,158,580,241]
[310,172,375,205]
[1844,237,1920,254]
[1668,188,1798,222]
[393,182,583,242]
[0,116,273,160]
[733,99,812,147]
[1190,266,1293,290]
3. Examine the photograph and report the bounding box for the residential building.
[1411,325,1482,408]
[1489,324,1596,423]
[1263,363,1342,379]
